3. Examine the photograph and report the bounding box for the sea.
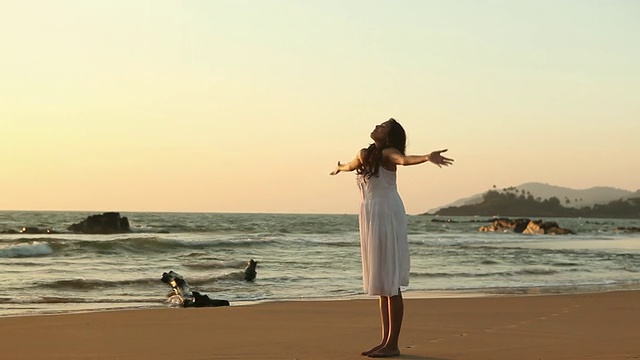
[1,211,639,318]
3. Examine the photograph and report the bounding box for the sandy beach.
[1,290,638,360]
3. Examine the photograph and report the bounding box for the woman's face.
[370,121,391,143]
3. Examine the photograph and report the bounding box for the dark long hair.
[357,118,407,179]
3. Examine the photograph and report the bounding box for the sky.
[1,0,639,214]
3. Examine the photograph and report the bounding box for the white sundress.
[357,167,410,296]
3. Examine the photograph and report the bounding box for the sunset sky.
[1,1,639,214]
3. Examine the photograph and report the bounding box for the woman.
[330,118,453,358]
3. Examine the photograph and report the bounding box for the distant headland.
[428,183,640,219]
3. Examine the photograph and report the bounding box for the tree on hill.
[433,189,640,219]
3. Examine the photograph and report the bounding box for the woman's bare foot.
[361,344,385,356]
[368,346,400,358]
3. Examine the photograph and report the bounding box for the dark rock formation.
[161,271,230,308]
[22,227,58,234]
[244,259,258,281]
[68,212,131,234]
[1,227,57,234]
[186,291,230,308]
[512,218,532,233]
[479,218,575,235]
[540,221,575,235]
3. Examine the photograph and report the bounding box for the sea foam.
[0,242,53,258]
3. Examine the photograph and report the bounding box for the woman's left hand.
[329,161,342,175]
[429,149,454,168]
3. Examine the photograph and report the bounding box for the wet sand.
[1,290,639,359]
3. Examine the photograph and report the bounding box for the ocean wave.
[129,213,360,234]
[317,240,359,248]
[0,242,53,258]
[1,235,284,256]
[515,268,558,275]
[0,296,162,305]
[183,260,248,270]
[551,261,580,266]
[411,270,511,278]
[411,267,559,278]
[80,236,261,253]
[36,277,161,290]
[33,271,251,292]
[480,259,500,265]
[187,272,246,284]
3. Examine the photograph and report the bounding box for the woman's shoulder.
[357,148,368,160]
[381,147,402,156]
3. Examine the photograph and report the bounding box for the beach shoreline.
[3,283,640,319]
[2,289,639,359]
[3,212,639,322]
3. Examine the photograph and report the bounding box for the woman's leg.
[362,296,390,356]
[369,290,403,358]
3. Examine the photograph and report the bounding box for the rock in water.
[244,259,258,281]
[67,212,131,234]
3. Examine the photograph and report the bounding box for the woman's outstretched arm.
[384,148,454,168]
[329,150,364,175]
